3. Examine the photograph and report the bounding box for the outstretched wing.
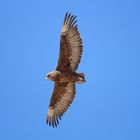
[56,13,83,72]
[46,82,76,127]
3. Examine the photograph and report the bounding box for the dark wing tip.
[64,12,69,23]
[46,114,62,128]
[63,12,77,28]
[46,117,57,128]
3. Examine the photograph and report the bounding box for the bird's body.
[45,12,85,127]
[47,70,85,83]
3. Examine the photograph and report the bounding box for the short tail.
[77,73,85,84]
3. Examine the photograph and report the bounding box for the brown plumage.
[46,12,85,127]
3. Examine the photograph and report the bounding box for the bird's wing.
[46,82,76,127]
[56,13,83,72]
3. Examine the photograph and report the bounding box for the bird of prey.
[46,12,85,127]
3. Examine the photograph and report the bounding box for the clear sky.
[0,0,140,140]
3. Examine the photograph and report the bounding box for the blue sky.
[0,0,140,140]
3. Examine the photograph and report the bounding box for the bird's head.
[46,70,61,81]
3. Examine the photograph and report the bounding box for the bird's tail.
[77,73,85,84]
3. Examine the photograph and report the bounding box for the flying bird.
[46,12,85,127]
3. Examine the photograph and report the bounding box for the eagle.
[45,12,85,127]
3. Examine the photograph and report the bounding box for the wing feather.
[46,82,76,127]
[56,13,83,72]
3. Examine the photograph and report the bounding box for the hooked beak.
[46,76,49,80]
